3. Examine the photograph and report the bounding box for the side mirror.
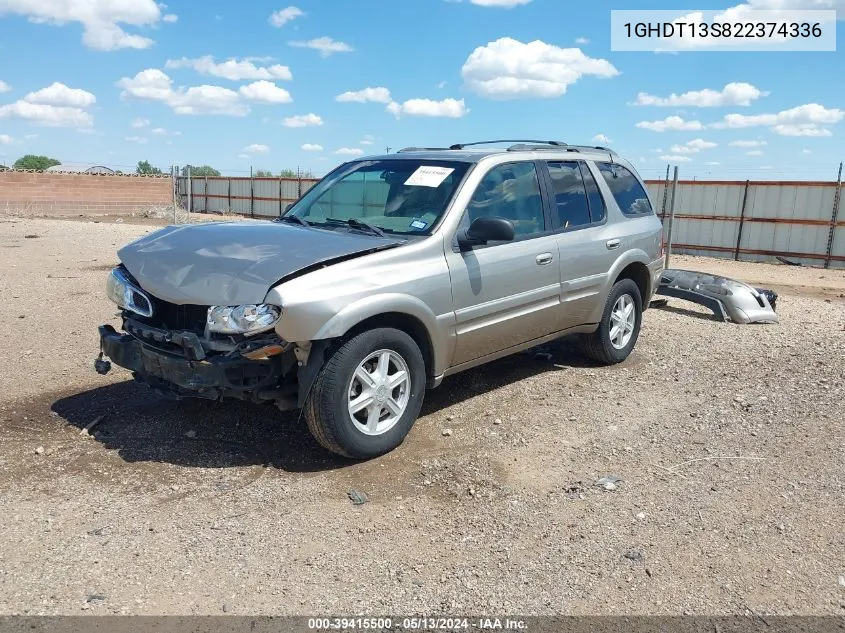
[457,217,515,249]
[282,202,294,213]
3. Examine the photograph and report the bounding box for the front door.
[445,161,561,367]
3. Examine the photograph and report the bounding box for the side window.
[466,162,545,237]
[546,161,591,230]
[597,163,653,216]
[581,162,606,223]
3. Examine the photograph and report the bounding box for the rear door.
[541,160,618,329]
[445,160,562,367]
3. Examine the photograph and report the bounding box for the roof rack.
[397,147,450,153]
[448,139,567,150]
[396,141,617,157]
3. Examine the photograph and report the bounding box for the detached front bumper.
[97,324,293,402]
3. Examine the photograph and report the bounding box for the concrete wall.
[0,171,173,217]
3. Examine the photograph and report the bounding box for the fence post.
[297,166,302,198]
[660,163,670,220]
[204,176,208,214]
[664,166,679,270]
[824,162,843,269]
[227,177,231,213]
[187,165,192,218]
[279,177,283,217]
[250,166,254,218]
[734,179,751,261]
[171,165,177,224]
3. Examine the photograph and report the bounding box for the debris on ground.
[595,475,623,491]
[34,446,44,455]
[442,429,453,437]
[624,551,644,562]
[347,490,368,506]
[79,415,104,436]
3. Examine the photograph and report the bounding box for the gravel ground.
[0,216,843,616]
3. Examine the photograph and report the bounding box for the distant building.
[0,165,9,172]
[45,164,116,175]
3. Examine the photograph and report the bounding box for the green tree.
[254,169,274,177]
[182,165,220,177]
[136,160,163,175]
[14,155,61,171]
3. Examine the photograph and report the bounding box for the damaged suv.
[96,141,663,458]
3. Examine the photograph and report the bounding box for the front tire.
[580,278,643,365]
[304,328,426,459]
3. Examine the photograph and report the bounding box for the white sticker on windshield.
[410,219,428,230]
[404,166,455,188]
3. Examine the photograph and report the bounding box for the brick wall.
[0,171,173,217]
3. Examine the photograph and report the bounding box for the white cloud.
[575,37,590,44]
[243,144,269,155]
[238,80,292,104]
[131,117,149,128]
[801,149,813,154]
[360,134,375,146]
[462,37,618,100]
[712,103,844,137]
[728,139,767,147]
[269,6,304,27]
[386,98,468,118]
[117,69,250,116]
[636,116,704,132]
[335,147,364,156]
[592,133,612,144]
[336,87,392,104]
[301,143,323,151]
[282,113,323,127]
[162,13,177,23]
[0,101,93,127]
[289,37,353,57]
[165,56,292,81]
[150,127,180,136]
[23,82,96,108]
[669,138,718,153]
[125,135,147,144]
[773,124,832,137]
[469,0,531,6]
[0,133,13,144]
[658,154,694,162]
[705,161,721,165]
[0,80,10,93]
[0,0,166,50]
[746,150,764,156]
[632,82,767,107]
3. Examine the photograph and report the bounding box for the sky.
[0,0,843,180]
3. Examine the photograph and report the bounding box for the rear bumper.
[97,324,290,401]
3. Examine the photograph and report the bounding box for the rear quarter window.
[597,163,653,216]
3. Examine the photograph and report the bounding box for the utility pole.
[385,146,392,154]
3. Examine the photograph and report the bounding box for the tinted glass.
[287,159,470,235]
[597,163,653,216]
[466,162,544,237]
[546,161,591,229]
[581,163,607,222]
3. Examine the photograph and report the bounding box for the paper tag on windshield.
[404,166,454,188]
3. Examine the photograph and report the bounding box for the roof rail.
[397,147,450,153]
[448,139,567,150]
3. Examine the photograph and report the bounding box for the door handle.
[536,253,554,265]
[606,239,621,250]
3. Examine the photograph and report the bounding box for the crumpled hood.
[118,221,404,305]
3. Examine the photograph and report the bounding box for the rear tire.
[304,328,426,459]
[580,279,643,365]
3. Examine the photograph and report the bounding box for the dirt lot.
[0,216,843,616]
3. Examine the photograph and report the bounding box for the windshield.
[284,159,471,235]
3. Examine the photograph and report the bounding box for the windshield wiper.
[275,215,310,227]
[322,218,386,237]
